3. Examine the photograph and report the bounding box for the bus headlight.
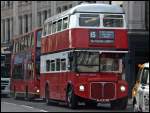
[79,85,85,92]
[120,85,126,92]
[36,89,40,93]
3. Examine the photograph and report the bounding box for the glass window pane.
[57,20,62,31]
[31,33,34,47]
[56,59,60,71]
[63,17,68,29]
[103,15,123,27]
[48,22,52,34]
[100,54,121,72]
[51,60,55,71]
[37,30,42,47]
[43,24,47,36]
[46,60,50,71]
[61,59,66,71]
[79,14,100,27]
[76,51,99,72]
[141,68,149,85]
[52,22,57,33]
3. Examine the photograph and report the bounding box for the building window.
[145,1,149,30]
[19,16,22,34]
[7,1,10,8]
[44,10,47,21]
[38,12,41,27]
[48,9,51,17]
[1,2,5,8]
[25,15,28,33]
[7,19,10,42]
[57,7,61,14]
[69,4,72,8]
[62,6,68,11]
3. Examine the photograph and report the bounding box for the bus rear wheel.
[24,86,32,101]
[66,86,78,109]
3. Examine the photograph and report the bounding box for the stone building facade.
[1,1,149,97]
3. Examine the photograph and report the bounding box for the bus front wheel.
[111,97,128,110]
[13,86,17,99]
[66,86,78,109]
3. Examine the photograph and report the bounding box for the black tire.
[24,86,32,101]
[66,86,78,109]
[85,101,97,108]
[111,97,128,110]
[45,86,50,105]
[13,86,18,99]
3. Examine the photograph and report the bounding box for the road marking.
[40,110,48,112]
[2,102,18,106]
[20,105,33,109]
[2,102,48,112]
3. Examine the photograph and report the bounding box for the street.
[1,97,133,112]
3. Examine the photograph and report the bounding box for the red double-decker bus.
[11,28,42,100]
[40,4,128,109]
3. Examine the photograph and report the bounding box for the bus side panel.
[40,73,60,100]
[71,28,89,48]
[40,74,46,98]
[41,30,70,54]
[115,29,128,49]
[11,80,25,93]
[71,28,128,49]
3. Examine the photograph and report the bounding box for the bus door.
[25,62,34,93]
[59,56,70,100]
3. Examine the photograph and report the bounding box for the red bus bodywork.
[11,28,42,99]
[41,28,128,54]
[40,28,128,107]
[40,4,129,109]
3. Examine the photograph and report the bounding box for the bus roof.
[45,3,124,23]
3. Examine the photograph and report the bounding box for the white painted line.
[2,102,48,112]
[20,105,33,109]
[2,102,18,106]
[40,110,48,112]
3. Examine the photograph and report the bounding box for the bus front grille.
[90,82,115,100]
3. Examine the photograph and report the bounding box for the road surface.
[1,97,133,112]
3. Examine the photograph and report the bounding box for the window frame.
[102,14,124,28]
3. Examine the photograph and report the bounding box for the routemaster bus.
[40,3,128,109]
[11,28,42,100]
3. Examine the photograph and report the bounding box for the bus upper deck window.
[63,17,68,29]
[103,15,124,27]
[43,25,47,36]
[79,14,100,27]
[52,22,57,33]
